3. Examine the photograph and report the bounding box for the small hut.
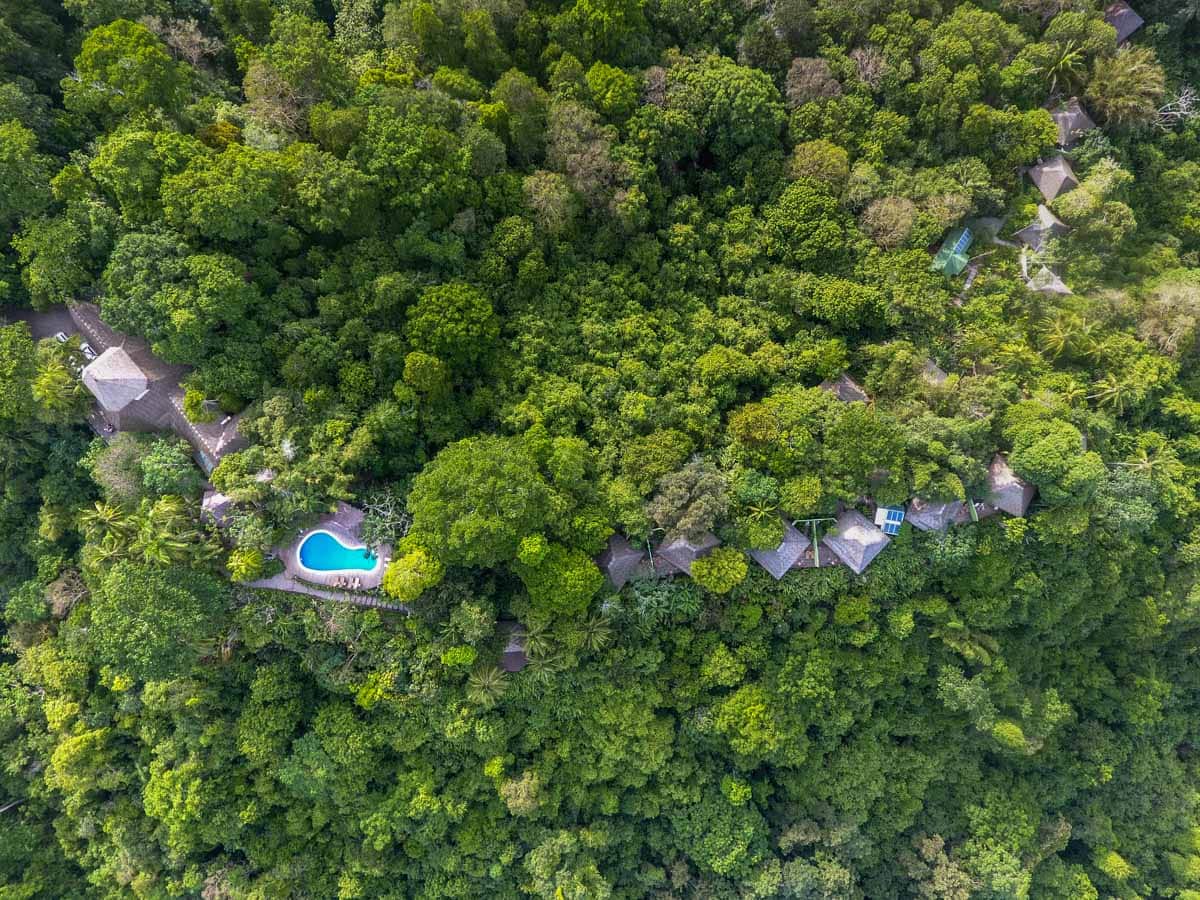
[498,621,528,673]
[819,373,870,404]
[596,534,646,589]
[1028,266,1072,295]
[749,519,811,580]
[655,532,720,576]
[921,359,949,386]
[81,347,150,428]
[986,454,1036,517]
[821,510,890,575]
[1105,0,1144,43]
[1049,98,1097,148]
[907,498,967,532]
[201,490,234,527]
[1014,205,1069,252]
[930,227,974,276]
[1028,156,1078,202]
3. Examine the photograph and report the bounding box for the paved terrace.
[3,303,245,472]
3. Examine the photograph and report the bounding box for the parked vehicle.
[53,331,69,343]
[80,341,97,360]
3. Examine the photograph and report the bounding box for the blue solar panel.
[880,507,904,535]
[951,229,973,255]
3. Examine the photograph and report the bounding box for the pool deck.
[250,502,393,595]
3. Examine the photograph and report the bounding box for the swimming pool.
[297,530,379,574]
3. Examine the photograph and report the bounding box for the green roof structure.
[930,227,973,277]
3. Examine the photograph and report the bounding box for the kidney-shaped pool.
[298,530,380,574]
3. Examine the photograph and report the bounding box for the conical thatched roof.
[1049,98,1097,148]
[1104,0,1144,43]
[1014,205,1069,252]
[986,454,1036,517]
[921,359,949,385]
[1028,266,1072,295]
[82,346,148,412]
[749,519,811,580]
[819,373,870,403]
[597,534,646,588]
[655,532,720,575]
[821,509,890,574]
[1028,156,1078,201]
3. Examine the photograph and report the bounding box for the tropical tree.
[1086,46,1167,129]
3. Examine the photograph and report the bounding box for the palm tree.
[1086,46,1167,129]
[90,533,126,567]
[128,497,203,566]
[522,620,555,659]
[467,666,508,707]
[1074,321,1104,363]
[1088,373,1136,416]
[33,361,88,424]
[1038,315,1075,360]
[1120,437,1177,477]
[579,615,613,653]
[80,502,130,543]
[1037,40,1086,95]
[526,652,569,683]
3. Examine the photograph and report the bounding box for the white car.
[53,331,69,343]
[80,342,97,360]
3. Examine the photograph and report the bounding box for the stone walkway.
[246,571,408,612]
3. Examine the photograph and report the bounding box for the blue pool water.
[299,531,377,572]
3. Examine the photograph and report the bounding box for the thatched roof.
[821,509,890,574]
[655,532,720,575]
[499,621,528,672]
[82,347,148,412]
[1049,98,1097,148]
[201,490,234,526]
[1014,205,1069,252]
[597,534,646,588]
[1105,0,1144,43]
[1028,266,1072,295]
[986,454,1036,517]
[819,373,870,403]
[921,359,949,385]
[749,519,811,580]
[906,498,966,532]
[1028,156,1078,201]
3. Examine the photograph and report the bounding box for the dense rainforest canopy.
[3,0,1200,895]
